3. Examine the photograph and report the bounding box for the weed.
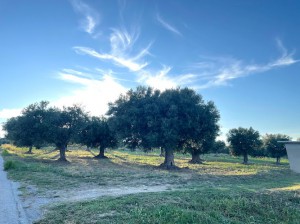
[4,160,17,171]
[2,149,10,156]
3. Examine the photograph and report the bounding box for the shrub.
[1,149,10,156]
[4,160,17,171]
[252,148,267,157]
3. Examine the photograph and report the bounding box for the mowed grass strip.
[37,188,300,224]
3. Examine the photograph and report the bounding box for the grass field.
[1,144,300,224]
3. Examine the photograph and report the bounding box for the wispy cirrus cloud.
[74,27,151,72]
[71,0,100,35]
[156,14,182,36]
[137,66,199,91]
[189,40,300,89]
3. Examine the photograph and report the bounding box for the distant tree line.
[2,86,292,167]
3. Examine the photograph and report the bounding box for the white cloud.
[0,109,21,138]
[0,109,21,119]
[74,46,148,72]
[156,14,182,36]
[137,66,200,91]
[71,0,100,34]
[190,40,300,89]
[57,71,127,116]
[138,66,176,90]
[0,125,6,138]
[74,28,151,72]
[73,29,151,72]
[0,71,127,137]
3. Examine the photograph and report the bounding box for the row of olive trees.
[3,102,116,161]
[3,87,221,168]
[3,86,291,167]
[227,127,291,164]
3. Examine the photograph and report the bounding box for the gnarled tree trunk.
[160,148,175,169]
[243,153,248,164]
[26,146,33,154]
[58,145,68,162]
[159,147,165,157]
[95,146,108,159]
[276,157,281,165]
[189,151,202,164]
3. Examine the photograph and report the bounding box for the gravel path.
[0,156,28,224]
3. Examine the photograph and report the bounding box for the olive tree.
[108,86,220,168]
[210,140,229,155]
[79,116,117,159]
[43,105,88,161]
[227,127,262,164]
[3,101,49,153]
[181,94,220,163]
[263,134,291,164]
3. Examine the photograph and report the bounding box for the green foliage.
[3,101,49,151]
[4,160,17,170]
[210,140,229,154]
[78,116,117,157]
[263,134,291,164]
[227,127,262,164]
[0,138,9,145]
[1,149,10,156]
[108,86,161,150]
[251,147,267,157]
[42,105,89,161]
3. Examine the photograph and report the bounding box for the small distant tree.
[263,134,291,164]
[210,140,229,155]
[44,105,88,161]
[0,138,9,145]
[227,127,262,164]
[3,101,48,153]
[79,116,117,159]
[251,147,267,158]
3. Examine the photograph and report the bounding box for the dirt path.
[58,184,173,202]
[21,184,175,223]
[0,156,28,224]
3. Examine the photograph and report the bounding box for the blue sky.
[1,0,300,140]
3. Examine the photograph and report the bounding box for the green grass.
[4,160,18,170]
[1,144,300,223]
[2,149,11,156]
[37,189,300,224]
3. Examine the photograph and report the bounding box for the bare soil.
[20,183,175,223]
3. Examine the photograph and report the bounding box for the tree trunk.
[276,157,281,165]
[243,153,248,164]
[160,148,176,169]
[159,147,165,157]
[58,145,68,162]
[26,146,33,154]
[95,146,108,159]
[189,151,202,164]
